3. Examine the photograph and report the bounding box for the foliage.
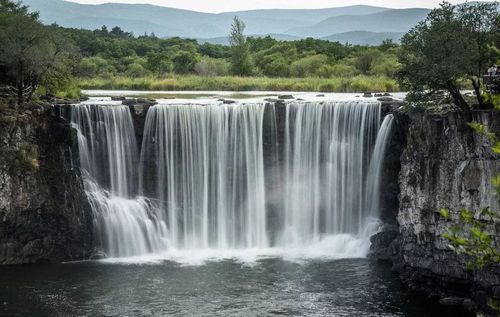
[77,75,399,92]
[440,207,500,270]
[398,2,500,111]
[0,0,76,104]
[229,16,253,76]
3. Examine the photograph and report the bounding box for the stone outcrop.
[373,107,500,313]
[0,103,93,264]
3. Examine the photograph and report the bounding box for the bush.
[290,54,329,77]
[126,63,147,77]
[194,57,230,76]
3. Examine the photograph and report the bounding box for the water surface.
[0,258,472,316]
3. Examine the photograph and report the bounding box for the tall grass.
[78,75,400,93]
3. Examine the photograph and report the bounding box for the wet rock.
[0,108,93,264]
[264,98,280,103]
[363,92,373,98]
[89,250,107,260]
[223,99,236,104]
[122,98,136,106]
[393,108,500,314]
[278,95,295,100]
[111,96,126,101]
[377,97,394,102]
[316,94,325,97]
[439,297,467,306]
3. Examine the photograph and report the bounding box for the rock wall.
[0,104,93,264]
[381,108,500,312]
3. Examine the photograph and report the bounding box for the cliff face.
[389,108,500,309]
[0,104,93,264]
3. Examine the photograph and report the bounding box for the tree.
[457,2,500,107]
[0,0,74,104]
[229,16,253,76]
[398,2,499,112]
[172,50,198,74]
[146,52,171,77]
[398,2,470,112]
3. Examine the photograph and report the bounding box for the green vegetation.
[0,0,77,104]
[0,1,407,95]
[229,17,253,76]
[398,2,500,111]
[78,75,398,92]
[65,25,402,92]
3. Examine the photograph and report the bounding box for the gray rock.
[89,250,107,260]
[278,95,295,100]
[439,297,466,306]
[111,96,126,101]
[392,108,500,313]
[264,98,280,103]
[223,99,236,104]
[0,109,93,264]
[363,92,373,98]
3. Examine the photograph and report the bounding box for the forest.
[0,0,499,100]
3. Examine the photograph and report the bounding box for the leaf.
[460,208,473,223]
[439,208,450,219]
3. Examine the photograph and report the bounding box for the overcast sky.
[67,0,479,13]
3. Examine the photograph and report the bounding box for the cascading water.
[282,102,381,245]
[365,114,395,219]
[71,104,169,258]
[139,104,268,249]
[69,99,394,259]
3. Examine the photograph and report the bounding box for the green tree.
[0,0,74,104]
[146,52,171,77]
[229,16,253,76]
[398,2,499,112]
[457,2,500,107]
[172,50,198,74]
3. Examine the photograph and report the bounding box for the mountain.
[220,5,390,23]
[22,0,427,44]
[321,31,405,45]
[286,8,430,38]
[200,34,302,45]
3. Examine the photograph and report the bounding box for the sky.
[68,0,476,13]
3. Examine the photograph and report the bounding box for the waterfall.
[71,104,169,258]
[139,104,268,249]
[69,100,394,259]
[282,102,381,245]
[365,114,394,219]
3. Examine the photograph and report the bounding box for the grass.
[77,75,400,93]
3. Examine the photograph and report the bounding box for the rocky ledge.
[371,106,500,315]
[0,102,93,264]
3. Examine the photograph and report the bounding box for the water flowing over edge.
[68,100,394,264]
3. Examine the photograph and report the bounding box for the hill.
[22,0,426,43]
[286,8,430,38]
[322,31,405,45]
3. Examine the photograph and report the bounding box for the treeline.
[0,0,402,99]
[54,24,400,80]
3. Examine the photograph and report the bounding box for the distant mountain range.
[22,0,431,45]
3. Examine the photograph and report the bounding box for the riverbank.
[77,75,399,93]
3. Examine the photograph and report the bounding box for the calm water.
[0,258,472,317]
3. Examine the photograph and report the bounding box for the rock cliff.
[0,103,93,264]
[374,107,500,313]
